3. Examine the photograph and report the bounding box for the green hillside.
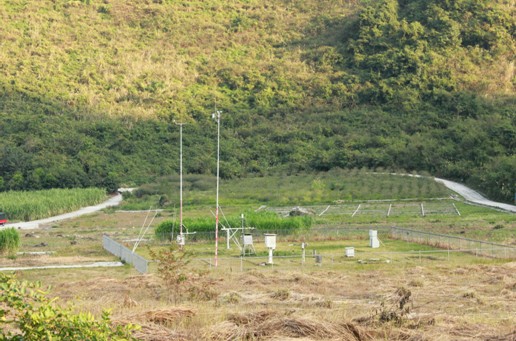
[0,0,514,201]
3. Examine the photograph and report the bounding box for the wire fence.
[138,226,516,271]
[153,226,388,244]
[264,200,460,218]
[389,227,516,259]
[184,244,513,273]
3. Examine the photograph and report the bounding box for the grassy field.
[120,170,451,209]
[117,171,515,244]
[0,174,515,340]
[0,188,107,221]
[3,209,514,340]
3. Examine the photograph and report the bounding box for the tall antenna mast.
[212,109,222,267]
[174,121,186,247]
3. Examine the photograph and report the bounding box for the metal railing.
[102,235,149,273]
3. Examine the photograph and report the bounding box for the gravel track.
[435,178,516,213]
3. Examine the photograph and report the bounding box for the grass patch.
[0,228,20,256]
[1,206,514,341]
[120,170,451,209]
[0,188,107,221]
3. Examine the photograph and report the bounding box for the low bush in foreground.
[0,273,138,340]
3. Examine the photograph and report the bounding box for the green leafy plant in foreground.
[0,273,138,341]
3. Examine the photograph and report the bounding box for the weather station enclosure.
[264,234,277,264]
[177,234,185,246]
[264,234,277,249]
[369,230,380,248]
[242,233,256,255]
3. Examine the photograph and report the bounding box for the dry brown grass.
[122,307,196,325]
[9,261,516,341]
[6,215,516,341]
[113,305,195,339]
[485,330,516,341]
[115,322,188,341]
[205,310,372,341]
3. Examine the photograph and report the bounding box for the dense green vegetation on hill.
[0,0,514,202]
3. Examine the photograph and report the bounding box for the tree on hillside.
[346,0,514,107]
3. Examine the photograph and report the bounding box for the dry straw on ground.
[115,308,195,341]
[118,322,187,341]
[121,307,195,325]
[204,310,371,340]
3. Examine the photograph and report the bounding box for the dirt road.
[3,192,123,230]
[2,179,514,232]
[435,177,516,213]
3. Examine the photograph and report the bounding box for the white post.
[352,204,361,217]
[301,242,306,263]
[452,203,461,216]
[268,248,273,265]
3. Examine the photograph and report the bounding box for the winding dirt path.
[2,179,514,232]
[3,192,124,230]
[435,177,516,213]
